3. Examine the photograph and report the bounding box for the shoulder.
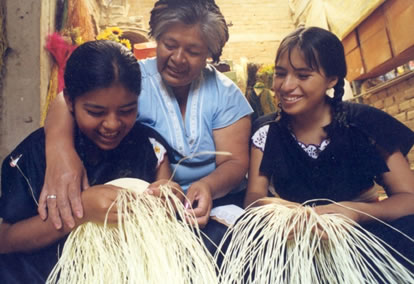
[110,123,160,174]
[1,129,46,221]
[124,122,156,141]
[251,113,284,152]
[124,123,168,151]
[5,128,45,162]
[128,123,167,167]
[252,112,279,134]
[202,65,252,128]
[138,57,158,78]
[136,123,163,141]
[340,100,400,127]
[340,101,414,155]
[251,124,270,151]
[341,101,386,119]
[17,127,45,145]
[202,64,241,92]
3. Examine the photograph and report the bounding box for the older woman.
[39,0,252,244]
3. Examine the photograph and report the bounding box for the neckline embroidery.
[290,131,330,159]
[159,75,202,156]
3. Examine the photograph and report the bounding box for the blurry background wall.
[1,0,414,170]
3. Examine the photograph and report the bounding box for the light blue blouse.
[137,57,253,191]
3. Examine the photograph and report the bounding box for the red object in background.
[45,33,78,93]
[134,42,157,60]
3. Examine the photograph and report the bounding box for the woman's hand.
[185,180,213,228]
[310,202,363,240]
[38,149,89,230]
[314,202,362,224]
[253,197,307,240]
[80,184,121,225]
[146,179,185,207]
[38,92,86,230]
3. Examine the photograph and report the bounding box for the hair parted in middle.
[275,26,347,104]
[64,40,142,101]
[149,0,229,63]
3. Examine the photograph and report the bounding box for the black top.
[256,101,414,204]
[0,122,158,284]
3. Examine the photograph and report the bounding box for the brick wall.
[217,0,294,65]
[128,0,295,66]
[360,74,414,169]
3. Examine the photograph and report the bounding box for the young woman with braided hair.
[246,26,414,271]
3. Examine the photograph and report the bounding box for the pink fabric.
[45,33,78,92]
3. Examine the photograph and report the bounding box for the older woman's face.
[156,22,209,88]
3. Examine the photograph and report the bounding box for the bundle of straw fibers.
[217,201,414,284]
[66,0,95,42]
[46,178,218,284]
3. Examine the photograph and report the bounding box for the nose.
[171,47,187,65]
[102,113,121,130]
[280,74,297,93]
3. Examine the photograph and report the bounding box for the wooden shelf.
[342,0,414,82]
[350,70,414,101]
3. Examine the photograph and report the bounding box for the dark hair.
[275,27,347,104]
[64,40,141,100]
[149,0,228,63]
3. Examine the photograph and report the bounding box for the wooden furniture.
[342,0,414,81]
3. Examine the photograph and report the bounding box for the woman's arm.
[0,185,120,254]
[38,92,87,230]
[185,116,251,226]
[244,146,301,209]
[315,150,414,223]
[155,155,172,181]
[244,147,270,207]
[202,115,251,198]
[0,216,70,254]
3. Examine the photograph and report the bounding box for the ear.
[327,76,338,89]
[63,89,74,113]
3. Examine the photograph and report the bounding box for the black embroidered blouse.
[0,122,159,284]
[254,101,414,204]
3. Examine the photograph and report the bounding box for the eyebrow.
[83,101,137,109]
[275,66,313,72]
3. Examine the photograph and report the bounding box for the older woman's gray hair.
[149,0,229,63]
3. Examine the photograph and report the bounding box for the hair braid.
[332,78,345,104]
[331,78,347,127]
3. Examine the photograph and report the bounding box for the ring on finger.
[47,194,57,200]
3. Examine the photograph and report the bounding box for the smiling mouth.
[99,132,119,143]
[282,95,303,103]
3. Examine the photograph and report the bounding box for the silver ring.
[47,194,57,200]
